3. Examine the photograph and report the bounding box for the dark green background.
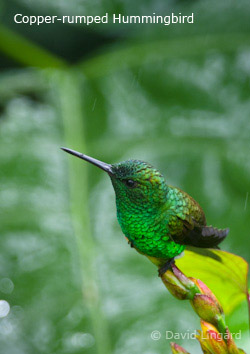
[0,0,250,353]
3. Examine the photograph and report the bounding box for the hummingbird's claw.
[158,258,175,277]
[128,240,134,248]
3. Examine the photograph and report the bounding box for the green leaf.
[175,247,249,314]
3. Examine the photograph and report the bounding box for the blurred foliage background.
[0,0,250,353]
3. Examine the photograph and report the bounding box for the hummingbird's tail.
[201,226,229,248]
[184,226,229,248]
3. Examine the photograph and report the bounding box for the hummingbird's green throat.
[62,147,229,275]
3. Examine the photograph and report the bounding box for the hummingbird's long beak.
[61,147,113,174]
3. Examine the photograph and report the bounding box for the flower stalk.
[161,263,246,354]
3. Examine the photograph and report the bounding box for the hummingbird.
[61,148,229,276]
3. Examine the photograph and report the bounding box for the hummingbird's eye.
[124,179,137,188]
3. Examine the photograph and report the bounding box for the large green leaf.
[176,248,249,314]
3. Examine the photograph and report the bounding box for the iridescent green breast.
[116,202,185,259]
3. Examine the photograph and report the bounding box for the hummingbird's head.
[110,160,167,208]
[61,148,167,209]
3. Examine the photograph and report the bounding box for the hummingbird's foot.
[158,258,175,277]
[128,240,134,248]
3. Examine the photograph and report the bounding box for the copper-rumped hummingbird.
[61,148,229,275]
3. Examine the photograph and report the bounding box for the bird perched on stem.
[61,148,229,276]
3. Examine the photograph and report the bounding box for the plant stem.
[54,69,111,354]
[0,25,66,68]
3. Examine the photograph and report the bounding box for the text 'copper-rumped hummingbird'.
[61,147,229,275]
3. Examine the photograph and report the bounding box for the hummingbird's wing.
[167,187,228,248]
[179,220,229,248]
[169,213,228,248]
